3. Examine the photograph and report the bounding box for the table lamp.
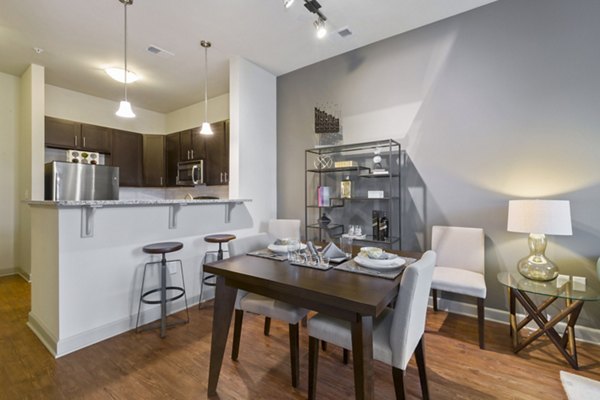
[507,199,572,281]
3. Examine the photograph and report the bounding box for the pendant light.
[116,0,135,118]
[200,40,213,135]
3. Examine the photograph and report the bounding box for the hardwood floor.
[2,275,600,399]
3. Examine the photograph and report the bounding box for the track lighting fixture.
[283,0,295,8]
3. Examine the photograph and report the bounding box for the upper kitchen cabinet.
[165,132,180,186]
[179,129,206,161]
[204,121,229,185]
[45,116,111,153]
[142,135,166,187]
[111,130,143,187]
[80,124,112,153]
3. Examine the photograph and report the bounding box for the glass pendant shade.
[200,122,213,135]
[507,199,572,281]
[116,100,135,118]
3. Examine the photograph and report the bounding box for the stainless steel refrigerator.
[44,161,119,201]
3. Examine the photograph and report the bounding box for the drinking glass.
[340,235,353,258]
[348,225,355,236]
[320,255,330,268]
[355,225,362,236]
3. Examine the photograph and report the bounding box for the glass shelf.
[307,166,371,173]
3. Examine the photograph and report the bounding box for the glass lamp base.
[517,257,558,281]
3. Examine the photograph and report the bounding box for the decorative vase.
[319,213,331,227]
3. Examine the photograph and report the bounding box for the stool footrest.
[141,286,186,305]
[202,274,217,287]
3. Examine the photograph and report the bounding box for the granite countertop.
[28,198,252,207]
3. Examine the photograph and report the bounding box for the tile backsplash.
[119,185,229,200]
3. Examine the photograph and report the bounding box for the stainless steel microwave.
[177,160,204,186]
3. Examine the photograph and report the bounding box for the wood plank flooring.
[1,275,600,399]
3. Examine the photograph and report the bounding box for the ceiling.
[0,0,496,114]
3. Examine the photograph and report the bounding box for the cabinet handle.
[74,135,78,147]
[191,149,194,159]
[224,172,228,182]
[187,150,190,160]
[160,177,163,186]
[220,172,223,183]
[83,137,86,147]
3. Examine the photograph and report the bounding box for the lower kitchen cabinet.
[142,135,166,187]
[112,130,143,187]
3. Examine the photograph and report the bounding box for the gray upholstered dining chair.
[228,233,309,388]
[430,225,486,349]
[307,250,436,400]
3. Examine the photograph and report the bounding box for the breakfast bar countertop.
[28,198,252,207]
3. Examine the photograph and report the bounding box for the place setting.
[334,246,415,279]
[247,238,306,261]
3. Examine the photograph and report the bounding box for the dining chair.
[307,251,436,400]
[430,225,486,349]
[228,233,309,388]
[265,218,303,333]
[267,218,301,241]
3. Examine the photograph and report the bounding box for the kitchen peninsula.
[27,198,252,357]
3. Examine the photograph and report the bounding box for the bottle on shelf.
[379,214,389,241]
[341,176,352,198]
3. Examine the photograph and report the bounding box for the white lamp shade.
[116,101,136,118]
[200,121,213,135]
[507,199,572,236]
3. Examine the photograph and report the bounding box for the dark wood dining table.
[204,250,421,400]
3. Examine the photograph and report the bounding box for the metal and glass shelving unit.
[304,139,401,249]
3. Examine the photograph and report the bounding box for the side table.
[497,271,600,369]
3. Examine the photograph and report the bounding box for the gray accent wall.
[277,0,600,329]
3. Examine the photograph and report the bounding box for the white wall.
[0,72,20,275]
[17,64,45,278]
[165,93,229,133]
[230,57,277,233]
[45,85,166,134]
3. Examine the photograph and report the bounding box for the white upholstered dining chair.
[228,233,309,388]
[430,225,486,349]
[307,250,437,400]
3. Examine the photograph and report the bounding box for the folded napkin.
[321,242,347,259]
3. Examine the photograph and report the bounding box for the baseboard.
[0,269,31,281]
[27,313,58,357]
[429,296,600,345]
[29,295,211,358]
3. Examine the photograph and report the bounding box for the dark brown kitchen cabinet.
[165,132,180,186]
[204,121,229,185]
[45,116,111,153]
[179,129,206,161]
[80,124,112,153]
[142,135,165,187]
[111,130,143,187]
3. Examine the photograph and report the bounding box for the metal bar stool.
[136,241,189,338]
[199,234,236,307]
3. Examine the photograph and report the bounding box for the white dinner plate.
[353,255,406,270]
[268,242,307,254]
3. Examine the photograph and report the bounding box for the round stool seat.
[204,234,236,244]
[142,242,183,254]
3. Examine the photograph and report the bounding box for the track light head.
[283,0,295,8]
[314,18,327,39]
